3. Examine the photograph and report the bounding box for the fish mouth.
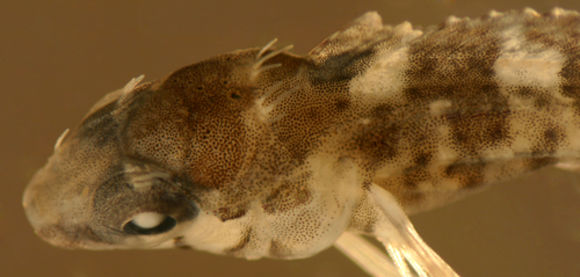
[22,176,49,238]
[22,166,102,249]
[31,222,125,250]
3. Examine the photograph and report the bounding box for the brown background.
[1,1,579,276]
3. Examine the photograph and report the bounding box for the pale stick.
[370,185,459,277]
[334,232,400,276]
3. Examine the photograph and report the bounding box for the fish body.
[23,7,579,274]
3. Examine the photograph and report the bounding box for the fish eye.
[122,212,177,235]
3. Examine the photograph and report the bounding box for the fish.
[22,7,580,276]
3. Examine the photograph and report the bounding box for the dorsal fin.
[308,12,423,64]
[308,12,384,63]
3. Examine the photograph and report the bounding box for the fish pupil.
[122,213,176,235]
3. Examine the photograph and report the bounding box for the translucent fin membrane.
[334,232,400,276]
[335,185,459,277]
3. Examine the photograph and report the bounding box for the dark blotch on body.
[528,155,558,170]
[354,104,402,167]
[261,179,312,214]
[334,98,351,111]
[444,161,486,188]
[310,49,374,84]
[403,21,511,154]
[402,166,429,188]
[526,126,565,170]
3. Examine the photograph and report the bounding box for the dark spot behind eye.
[230,93,241,99]
[122,215,176,235]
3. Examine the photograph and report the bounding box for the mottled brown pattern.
[310,49,375,84]
[510,87,553,110]
[215,206,248,222]
[125,52,259,189]
[122,52,312,222]
[402,166,429,188]
[356,124,401,167]
[334,98,351,112]
[354,104,401,167]
[446,109,511,153]
[444,161,486,188]
[543,127,565,147]
[527,126,566,170]
[524,11,580,114]
[401,152,433,189]
[527,155,558,170]
[534,95,552,109]
[404,19,511,155]
[22,9,580,265]
[269,55,356,164]
[347,195,379,234]
[261,178,312,214]
[515,86,535,98]
[414,152,433,167]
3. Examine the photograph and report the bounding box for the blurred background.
[1,0,579,276]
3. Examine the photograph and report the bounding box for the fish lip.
[22,181,103,250]
[22,183,32,210]
[33,224,116,250]
[22,178,44,234]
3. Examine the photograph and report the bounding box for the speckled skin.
[23,7,580,265]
